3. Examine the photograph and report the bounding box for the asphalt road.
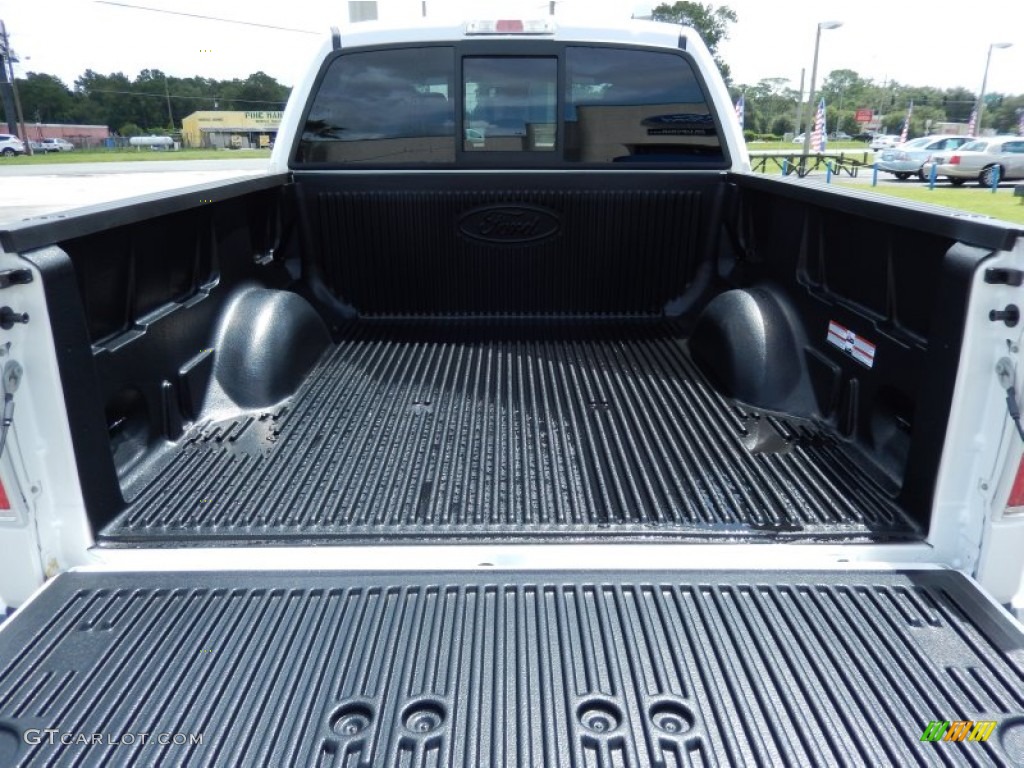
[0,159,269,225]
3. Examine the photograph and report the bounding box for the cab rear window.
[296,47,456,165]
[295,44,724,167]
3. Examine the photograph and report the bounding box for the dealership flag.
[968,108,977,137]
[811,97,826,152]
[735,94,745,130]
[900,101,913,144]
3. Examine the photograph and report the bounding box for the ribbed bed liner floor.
[101,322,918,545]
[1,570,1022,767]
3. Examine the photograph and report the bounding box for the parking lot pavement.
[0,159,268,226]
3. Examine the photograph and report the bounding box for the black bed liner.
[0,569,1022,767]
[100,322,918,546]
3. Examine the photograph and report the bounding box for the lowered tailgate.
[0,569,1022,767]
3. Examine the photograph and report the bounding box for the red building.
[25,123,111,148]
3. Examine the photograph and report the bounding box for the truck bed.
[100,321,917,546]
[2,568,1022,767]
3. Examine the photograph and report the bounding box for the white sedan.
[40,138,75,152]
[926,136,1024,187]
[869,134,900,151]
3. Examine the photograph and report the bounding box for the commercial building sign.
[244,111,283,122]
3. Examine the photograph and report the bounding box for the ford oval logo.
[458,205,560,245]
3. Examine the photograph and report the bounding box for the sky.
[1,0,1022,100]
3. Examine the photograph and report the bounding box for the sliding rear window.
[294,43,724,167]
[464,57,557,152]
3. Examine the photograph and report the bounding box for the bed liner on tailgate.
[0,569,1022,767]
[99,322,918,546]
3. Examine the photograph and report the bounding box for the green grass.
[1,148,271,164]
[833,181,1024,224]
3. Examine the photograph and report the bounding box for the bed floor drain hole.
[0,723,21,765]
[330,703,373,737]
[650,701,694,735]
[578,700,622,733]
[999,717,1024,763]
[403,701,446,734]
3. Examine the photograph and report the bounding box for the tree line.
[735,70,1024,140]
[1,69,291,136]
[6,2,1023,142]
[653,1,1023,139]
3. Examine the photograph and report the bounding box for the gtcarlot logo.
[23,729,204,746]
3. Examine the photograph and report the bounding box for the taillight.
[950,155,961,165]
[1007,455,1024,510]
[0,478,8,510]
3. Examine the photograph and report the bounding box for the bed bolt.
[990,305,1019,327]
[0,307,28,329]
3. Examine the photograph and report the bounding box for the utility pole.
[0,20,31,154]
[0,25,17,135]
[164,77,174,129]
[793,68,805,137]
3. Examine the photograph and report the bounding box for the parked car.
[791,132,827,145]
[852,131,875,142]
[40,137,75,152]
[0,133,25,156]
[830,130,852,140]
[875,135,974,180]
[925,136,1024,186]
[869,134,900,151]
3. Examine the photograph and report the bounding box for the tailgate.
[0,569,1022,767]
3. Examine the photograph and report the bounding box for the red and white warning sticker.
[827,320,876,368]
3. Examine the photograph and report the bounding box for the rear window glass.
[296,47,455,164]
[464,57,557,152]
[294,44,723,167]
[565,46,720,163]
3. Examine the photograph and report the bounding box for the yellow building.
[180,110,283,149]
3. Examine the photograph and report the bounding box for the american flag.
[811,97,826,152]
[735,94,745,130]
[968,108,977,137]
[900,101,913,144]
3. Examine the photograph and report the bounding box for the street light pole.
[793,67,805,137]
[799,20,842,175]
[976,42,1012,136]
